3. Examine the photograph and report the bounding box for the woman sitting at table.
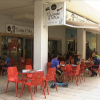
[74,55,81,65]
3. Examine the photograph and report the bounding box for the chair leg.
[28,86,30,93]
[20,84,24,97]
[72,76,74,82]
[15,83,18,97]
[79,75,81,83]
[75,76,78,86]
[42,85,46,99]
[34,87,35,94]
[98,70,100,77]
[46,81,49,95]
[83,74,85,82]
[35,86,37,92]
[30,86,33,100]
[54,79,58,92]
[5,81,9,93]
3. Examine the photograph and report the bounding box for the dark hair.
[66,60,70,64]
[53,54,59,58]
[3,53,7,56]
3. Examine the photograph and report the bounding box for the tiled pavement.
[0,73,100,100]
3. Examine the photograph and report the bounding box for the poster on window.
[44,2,66,26]
[91,37,96,47]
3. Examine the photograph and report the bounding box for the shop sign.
[44,2,66,26]
[6,24,34,35]
[66,11,95,24]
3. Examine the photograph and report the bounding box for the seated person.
[74,55,81,64]
[96,52,100,59]
[51,54,64,83]
[0,53,11,75]
[65,60,72,74]
[88,52,99,76]
[3,53,11,67]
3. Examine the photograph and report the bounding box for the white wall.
[49,26,66,55]
[0,14,33,33]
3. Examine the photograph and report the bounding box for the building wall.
[0,14,66,55]
[86,32,96,50]
[48,26,66,55]
[0,14,33,33]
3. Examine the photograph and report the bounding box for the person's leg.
[88,67,92,76]
[91,66,99,76]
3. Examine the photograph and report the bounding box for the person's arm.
[4,61,7,65]
[56,60,60,68]
[57,65,60,68]
[4,58,7,65]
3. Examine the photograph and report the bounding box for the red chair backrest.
[98,64,100,69]
[69,56,72,61]
[71,59,74,64]
[81,59,84,62]
[31,71,44,86]
[7,67,19,81]
[26,58,32,65]
[25,65,33,78]
[25,65,32,70]
[20,57,25,64]
[46,68,56,80]
[47,62,51,71]
[75,65,80,75]
[60,61,65,65]
[10,58,14,66]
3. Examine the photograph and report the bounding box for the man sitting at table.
[74,55,81,64]
[2,53,10,75]
[51,54,64,83]
[96,52,100,59]
[88,52,99,76]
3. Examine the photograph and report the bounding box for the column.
[96,34,100,55]
[34,1,48,73]
[23,38,25,57]
[77,29,86,59]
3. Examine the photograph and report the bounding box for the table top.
[61,65,65,67]
[22,69,42,73]
[70,64,77,67]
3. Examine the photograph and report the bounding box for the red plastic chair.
[65,65,80,86]
[71,59,74,64]
[69,56,72,62]
[25,65,33,79]
[5,67,26,97]
[26,58,32,65]
[60,61,65,65]
[47,62,51,71]
[19,57,26,71]
[20,71,46,100]
[81,59,84,62]
[44,68,58,95]
[91,64,100,77]
[80,63,85,82]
